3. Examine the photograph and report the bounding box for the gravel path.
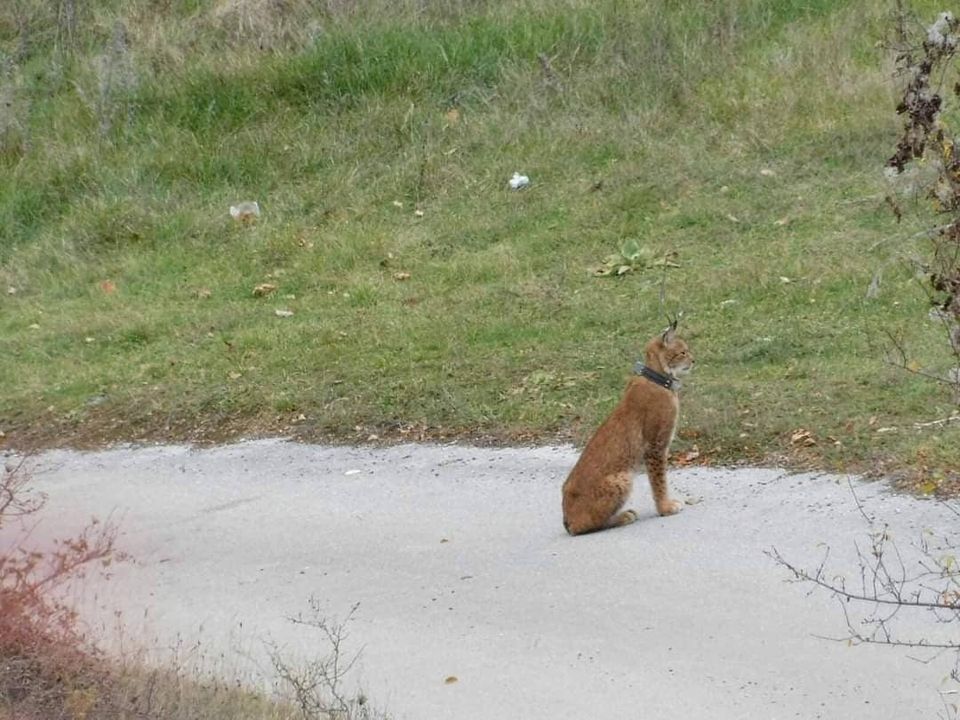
[10,440,958,719]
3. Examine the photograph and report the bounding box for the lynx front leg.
[644,448,683,516]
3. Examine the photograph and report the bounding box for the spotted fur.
[561,327,694,535]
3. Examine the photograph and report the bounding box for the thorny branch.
[768,481,960,717]
[269,599,380,720]
[0,458,46,524]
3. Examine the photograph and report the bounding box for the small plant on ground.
[593,238,679,277]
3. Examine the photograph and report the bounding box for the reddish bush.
[0,457,123,717]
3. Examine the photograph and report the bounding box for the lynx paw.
[657,499,684,516]
[610,509,638,528]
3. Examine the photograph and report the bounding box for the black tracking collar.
[633,362,675,391]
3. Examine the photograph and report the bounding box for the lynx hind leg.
[644,449,684,517]
[563,472,634,535]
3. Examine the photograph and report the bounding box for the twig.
[915,415,960,429]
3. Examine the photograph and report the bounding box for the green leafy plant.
[593,238,678,277]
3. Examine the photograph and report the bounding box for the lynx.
[562,323,694,535]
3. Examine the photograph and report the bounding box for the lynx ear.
[662,312,679,342]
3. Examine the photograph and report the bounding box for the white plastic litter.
[229,201,261,222]
[509,172,530,190]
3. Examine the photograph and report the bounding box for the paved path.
[10,440,958,719]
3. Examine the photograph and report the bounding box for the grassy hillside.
[1,0,958,487]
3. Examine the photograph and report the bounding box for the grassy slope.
[1,0,958,487]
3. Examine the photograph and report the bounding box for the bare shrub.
[770,481,960,718]
[270,599,387,720]
[885,8,960,403]
[92,19,137,137]
[0,456,123,718]
[0,58,29,160]
[210,0,321,51]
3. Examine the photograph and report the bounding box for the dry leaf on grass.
[253,283,277,297]
[393,272,412,281]
[790,429,816,447]
[274,309,294,317]
[675,446,701,465]
[99,279,117,294]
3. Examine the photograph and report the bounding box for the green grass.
[1,0,959,485]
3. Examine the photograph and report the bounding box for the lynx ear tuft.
[661,311,681,342]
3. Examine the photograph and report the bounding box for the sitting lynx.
[562,322,694,535]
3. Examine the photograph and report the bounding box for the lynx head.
[645,319,694,379]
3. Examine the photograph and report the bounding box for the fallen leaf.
[28,323,40,330]
[760,168,775,177]
[393,272,412,281]
[726,214,740,223]
[274,309,294,318]
[773,217,789,226]
[99,280,116,294]
[675,446,701,465]
[779,276,792,284]
[917,480,938,495]
[445,107,461,125]
[790,428,816,447]
[444,676,458,685]
[196,287,213,299]
[228,371,242,380]
[906,359,922,372]
[253,283,278,297]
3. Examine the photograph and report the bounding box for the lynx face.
[658,327,694,379]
